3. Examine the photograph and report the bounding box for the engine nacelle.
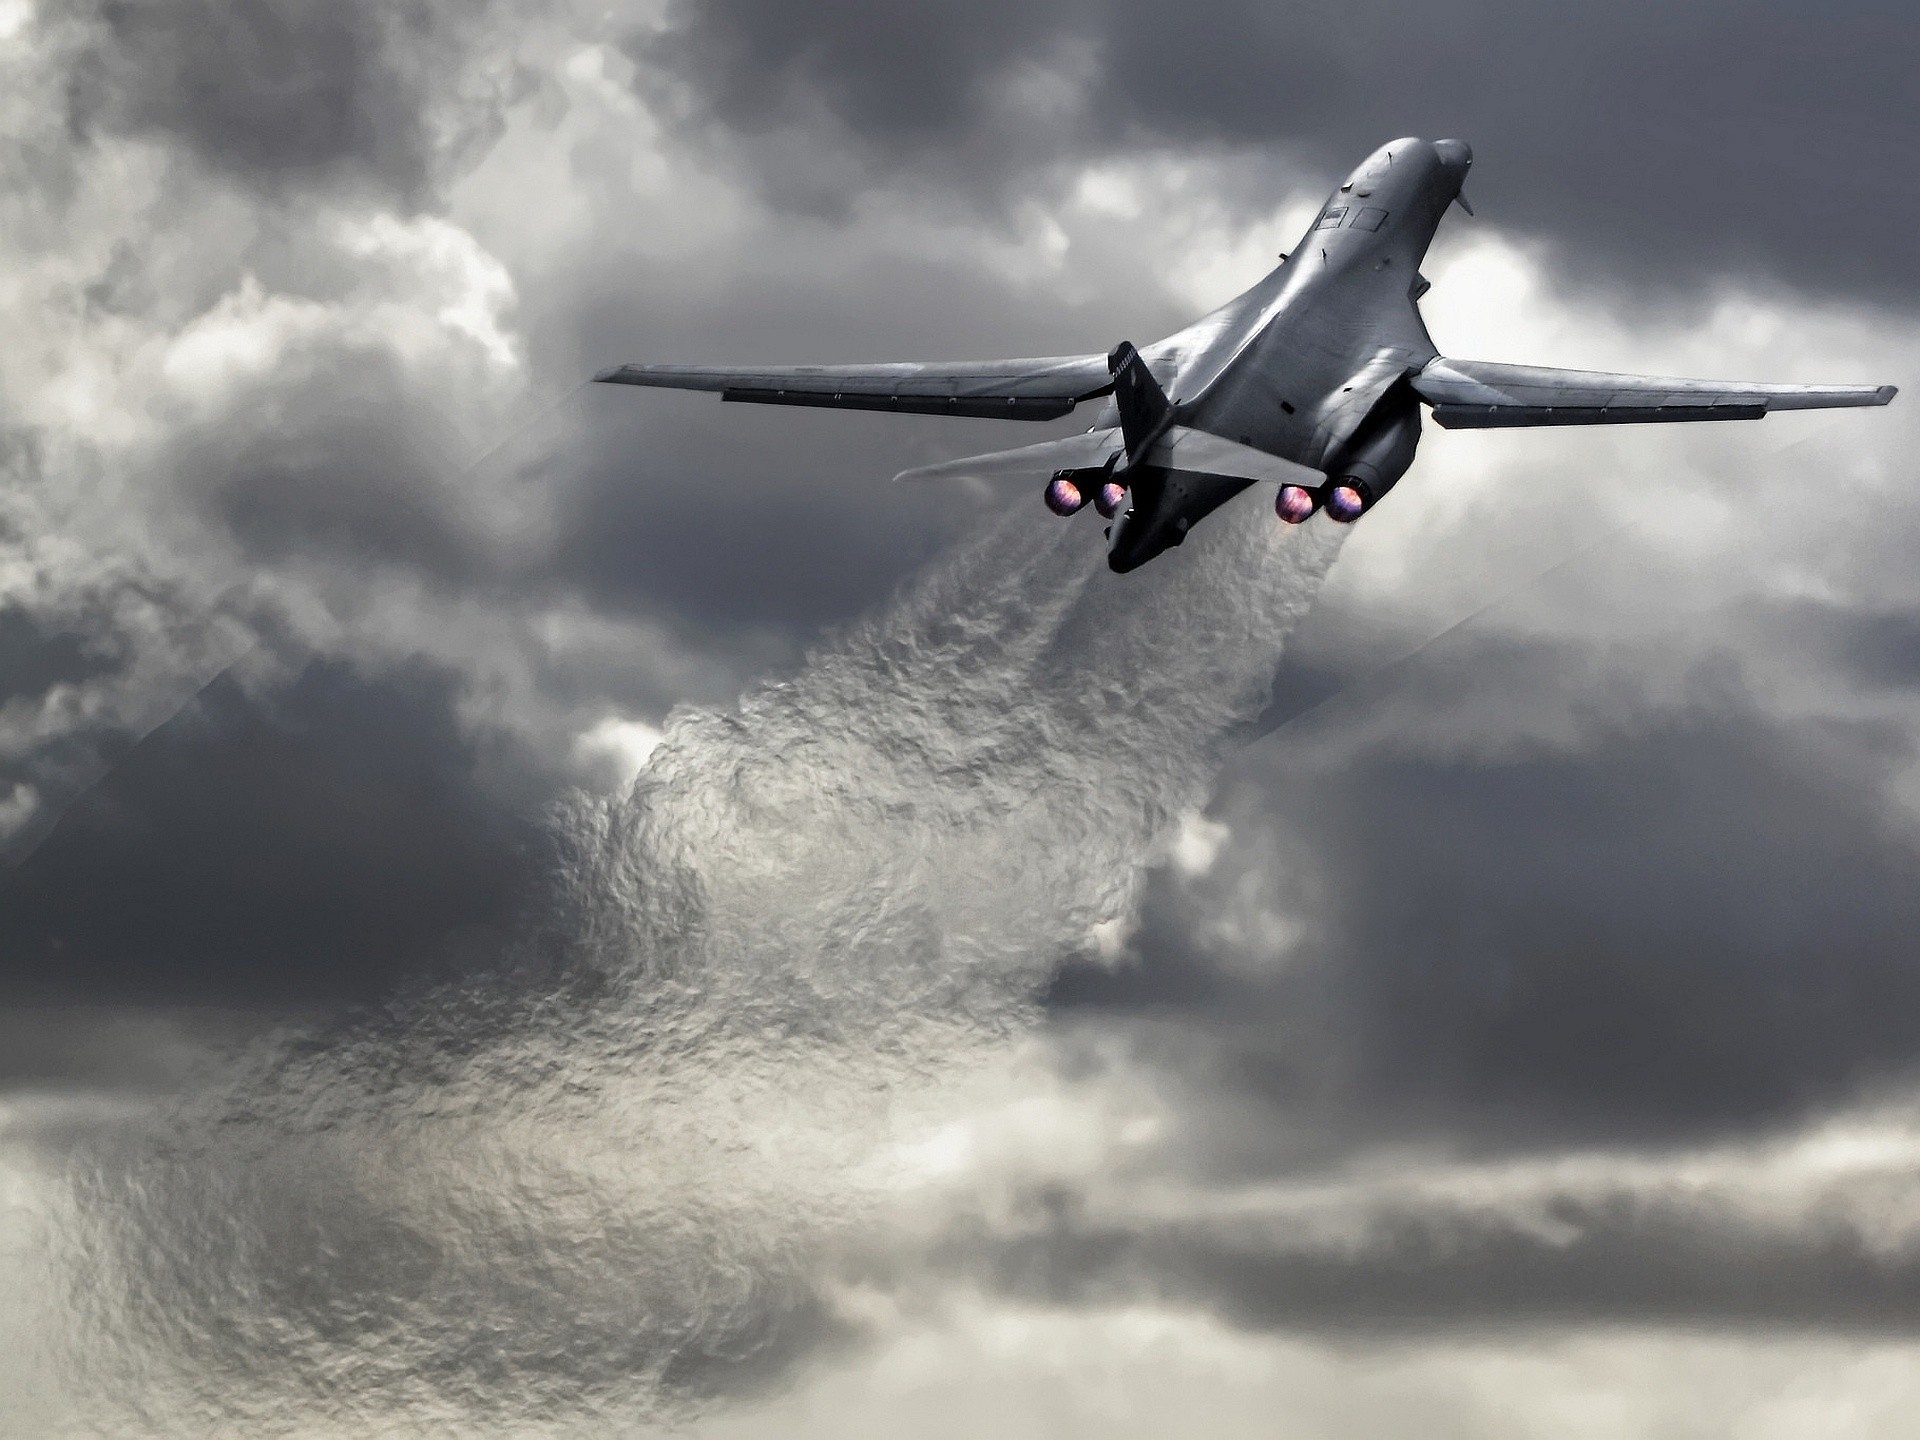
[1323,481,1370,522]
[1322,383,1422,523]
[1046,466,1128,518]
[1276,483,1319,524]
[1044,473,1087,515]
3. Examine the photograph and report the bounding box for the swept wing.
[1414,358,1896,429]
[593,355,1114,421]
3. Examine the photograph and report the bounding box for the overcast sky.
[4,2,1920,1435]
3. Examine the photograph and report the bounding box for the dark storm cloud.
[632,0,1092,217]
[643,0,1045,154]
[0,519,258,873]
[0,658,542,1009]
[1055,625,1920,1155]
[0,1007,278,1090]
[0,606,103,704]
[557,391,990,638]
[949,1163,1920,1335]
[0,607,121,857]
[1298,698,1920,1137]
[64,0,522,205]
[1777,597,1920,695]
[566,349,921,648]
[639,0,1920,302]
[173,345,502,583]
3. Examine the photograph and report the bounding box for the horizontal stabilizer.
[1152,428,1325,487]
[895,425,1325,490]
[1415,358,1896,428]
[892,428,1122,483]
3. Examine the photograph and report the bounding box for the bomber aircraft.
[596,138,1896,573]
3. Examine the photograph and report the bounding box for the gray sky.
[4,2,1920,1435]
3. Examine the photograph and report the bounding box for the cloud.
[0,657,545,1008]
[1056,609,1920,1146]
[700,1309,1920,1440]
[636,0,1920,303]
[570,711,663,789]
[939,1083,1920,1335]
[2,2,1920,1433]
[62,0,527,206]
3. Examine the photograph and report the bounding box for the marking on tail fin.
[1107,341,1175,461]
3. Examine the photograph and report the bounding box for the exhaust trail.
[34,493,1345,1436]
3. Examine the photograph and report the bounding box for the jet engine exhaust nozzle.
[1044,475,1086,516]
[1324,481,1371,523]
[1094,480,1128,519]
[1276,484,1319,525]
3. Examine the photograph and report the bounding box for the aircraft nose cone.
[1433,138,1473,171]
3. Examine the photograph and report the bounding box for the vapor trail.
[38,492,1344,1436]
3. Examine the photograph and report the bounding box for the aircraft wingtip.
[1877,384,1899,404]
[592,365,629,384]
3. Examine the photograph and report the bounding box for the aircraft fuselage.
[1102,137,1472,571]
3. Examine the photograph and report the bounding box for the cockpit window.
[1350,207,1389,232]
[1314,206,1348,231]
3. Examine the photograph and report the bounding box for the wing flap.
[596,356,1114,421]
[1416,358,1896,429]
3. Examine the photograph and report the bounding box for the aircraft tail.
[1109,341,1174,459]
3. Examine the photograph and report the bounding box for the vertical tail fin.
[1108,341,1174,460]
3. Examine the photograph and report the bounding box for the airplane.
[595,137,1896,573]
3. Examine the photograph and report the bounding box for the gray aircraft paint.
[597,138,1895,573]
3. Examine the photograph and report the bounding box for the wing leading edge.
[593,355,1114,422]
[1414,358,1897,429]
